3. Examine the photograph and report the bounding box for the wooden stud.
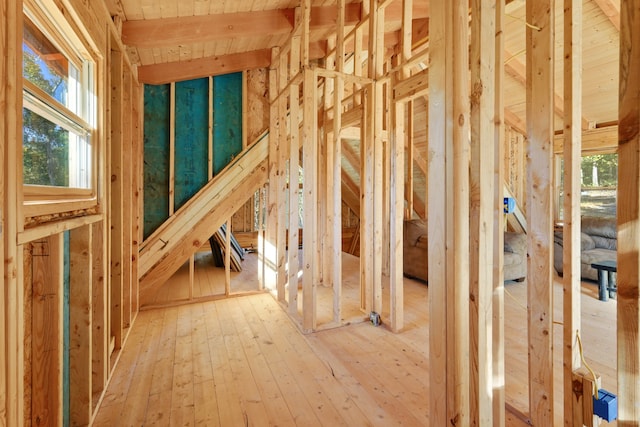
[92,220,108,399]
[469,0,496,425]
[225,219,231,296]
[332,76,344,325]
[110,47,124,351]
[563,0,583,425]
[336,0,346,74]
[428,0,470,424]
[189,254,195,299]
[526,0,555,424]
[389,99,404,332]
[265,47,280,294]
[122,72,133,329]
[169,82,176,215]
[617,0,640,422]
[302,68,318,332]
[131,81,143,316]
[360,85,374,314]
[69,225,93,426]
[208,76,214,179]
[242,71,248,149]
[288,82,300,317]
[404,100,414,219]
[276,52,288,303]
[302,0,311,68]
[493,1,506,424]
[354,23,363,105]
[570,369,586,426]
[401,0,413,80]
[369,0,385,315]
[2,2,23,424]
[258,186,265,290]
[31,234,63,427]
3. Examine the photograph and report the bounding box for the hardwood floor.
[93,253,618,426]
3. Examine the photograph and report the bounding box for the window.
[22,1,97,214]
[557,153,618,220]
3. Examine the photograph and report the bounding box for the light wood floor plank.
[93,252,619,427]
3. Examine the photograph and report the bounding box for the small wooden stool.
[590,260,617,301]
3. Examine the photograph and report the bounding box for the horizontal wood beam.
[384,1,429,21]
[394,67,428,101]
[122,4,361,49]
[138,49,272,84]
[553,125,618,153]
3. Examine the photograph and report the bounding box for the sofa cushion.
[404,219,428,247]
[582,216,616,239]
[581,248,616,266]
[591,235,616,250]
[554,231,596,251]
[504,231,526,254]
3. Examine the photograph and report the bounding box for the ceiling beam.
[136,23,406,84]
[122,4,361,49]
[591,0,620,31]
[138,48,272,84]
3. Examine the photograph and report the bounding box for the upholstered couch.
[403,219,527,283]
[553,216,616,281]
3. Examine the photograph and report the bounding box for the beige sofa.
[403,219,527,283]
[553,216,616,281]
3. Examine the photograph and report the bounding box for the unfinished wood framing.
[617,0,640,422]
[493,1,506,425]
[526,0,555,423]
[265,47,280,295]
[2,0,23,424]
[302,67,319,332]
[563,0,583,424]
[110,46,124,351]
[131,80,142,315]
[428,0,471,425]
[288,80,301,318]
[69,225,93,426]
[389,97,404,332]
[469,0,496,424]
[29,234,64,426]
[276,50,289,303]
[122,71,133,329]
[92,220,109,403]
[2,0,635,424]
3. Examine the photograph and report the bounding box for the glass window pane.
[23,16,80,113]
[557,154,617,220]
[23,108,90,188]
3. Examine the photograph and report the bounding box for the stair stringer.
[138,136,269,302]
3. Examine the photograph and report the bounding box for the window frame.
[22,0,99,218]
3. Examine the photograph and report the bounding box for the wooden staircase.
[138,134,269,301]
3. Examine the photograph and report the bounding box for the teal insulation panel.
[143,84,170,239]
[175,78,209,210]
[213,73,242,175]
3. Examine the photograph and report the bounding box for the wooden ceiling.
[106,0,620,133]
